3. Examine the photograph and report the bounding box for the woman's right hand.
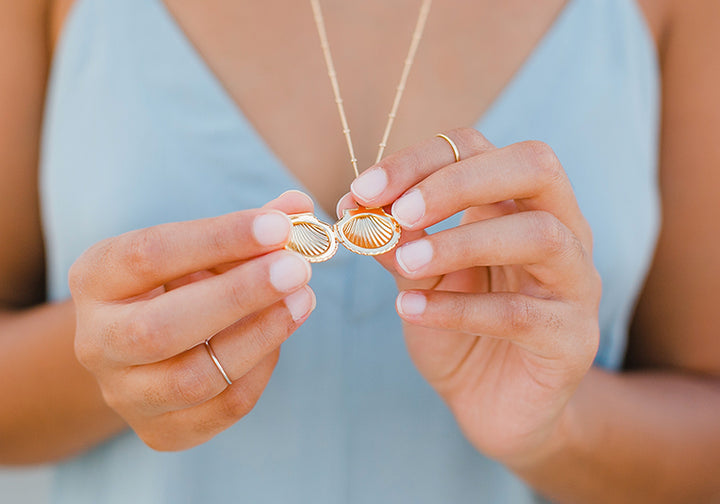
[69,191,315,451]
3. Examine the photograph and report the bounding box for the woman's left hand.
[339,128,602,467]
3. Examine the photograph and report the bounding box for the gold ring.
[435,133,461,163]
[205,339,232,386]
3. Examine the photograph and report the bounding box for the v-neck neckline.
[152,0,581,216]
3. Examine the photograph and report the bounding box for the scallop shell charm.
[335,207,401,256]
[286,207,401,262]
[286,213,338,263]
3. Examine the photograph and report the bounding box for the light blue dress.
[40,0,660,502]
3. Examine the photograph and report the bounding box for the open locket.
[286,206,401,263]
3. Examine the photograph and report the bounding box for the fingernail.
[392,189,425,228]
[335,192,355,219]
[284,286,316,321]
[270,253,311,292]
[277,189,314,207]
[396,239,433,274]
[279,189,310,199]
[335,199,344,219]
[351,167,387,201]
[396,291,427,316]
[253,213,292,246]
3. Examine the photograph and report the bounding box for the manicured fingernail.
[336,192,355,219]
[396,239,433,274]
[270,253,311,292]
[351,167,387,201]
[396,291,427,316]
[285,286,316,321]
[279,189,310,199]
[253,213,292,246]
[392,189,425,228]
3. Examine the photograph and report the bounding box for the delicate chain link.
[310,0,433,178]
[375,0,432,164]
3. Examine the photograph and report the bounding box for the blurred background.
[0,468,51,503]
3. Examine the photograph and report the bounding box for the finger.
[390,140,593,250]
[338,192,516,291]
[460,200,519,223]
[70,207,297,301]
[164,270,217,292]
[103,250,312,364]
[263,189,315,215]
[137,350,279,451]
[160,191,315,293]
[349,128,495,207]
[119,287,315,414]
[396,289,596,360]
[393,211,593,296]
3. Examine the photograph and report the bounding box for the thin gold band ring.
[205,339,232,386]
[435,133,461,163]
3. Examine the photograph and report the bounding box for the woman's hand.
[70,191,316,451]
[340,128,602,467]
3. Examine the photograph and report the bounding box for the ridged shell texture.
[339,213,395,249]
[287,221,333,260]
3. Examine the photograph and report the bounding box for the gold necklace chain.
[284,1,432,263]
[310,0,433,177]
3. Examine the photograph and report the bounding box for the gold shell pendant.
[334,207,401,256]
[285,213,338,263]
[286,207,401,263]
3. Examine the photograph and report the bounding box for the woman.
[1,0,719,502]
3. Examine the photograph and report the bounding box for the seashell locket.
[286,207,401,262]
